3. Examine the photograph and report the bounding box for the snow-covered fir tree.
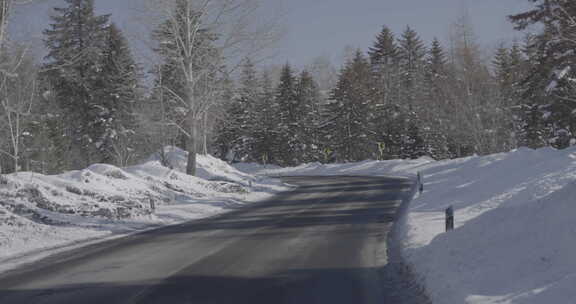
[422,38,450,159]
[510,1,576,148]
[368,26,403,160]
[324,50,373,162]
[41,0,111,169]
[250,71,279,165]
[274,63,300,166]
[99,23,141,166]
[295,69,323,163]
[397,26,427,159]
[215,58,259,162]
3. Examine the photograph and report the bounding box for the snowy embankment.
[0,147,287,273]
[237,147,576,303]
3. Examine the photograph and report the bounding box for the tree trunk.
[186,118,197,176]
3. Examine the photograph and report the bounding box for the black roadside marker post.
[418,172,424,194]
[445,206,454,232]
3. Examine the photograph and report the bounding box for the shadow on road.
[0,265,429,304]
[0,175,429,304]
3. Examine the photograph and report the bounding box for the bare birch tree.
[0,46,37,174]
[0,0,40,174]
[148,0,280,175]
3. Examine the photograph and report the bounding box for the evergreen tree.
[368,26,400,107]
[517,104,548,148]
[501,40,544,149]
[274,63,300,166]
[324,50,373,162]
[368,26,398,67]
[510,1,576,148]
[296,70,322,162]
[511,36,553,149]
[368,25,402,159]
[423,38,450,159]
[397,26,427,158]
[250,71,279,165]
[212,76,236,161]
[217,58,259,162]
[99,23,141,166]
[492,43,526,152]
[397,26,427,105]
[493,46,512,89]
[42,0,111,169]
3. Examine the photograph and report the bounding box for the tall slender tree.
[42,0,111,169]
[423,38,451,159]
[100,23,141,166]
[251,70,278,165]
[274,63,300,165]
[397,26,427,158]
[325,50,373,162]
[368,26,402,159]
[296,70,322,162]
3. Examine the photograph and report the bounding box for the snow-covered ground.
[0,147,287,273]
[237,147,576,304]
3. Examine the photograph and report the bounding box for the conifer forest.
[1,0,576,175]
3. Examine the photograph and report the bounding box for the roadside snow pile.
[0,147,286,272]
[237,146,576,303]
[235,157,432,177]
[402,147,576,304]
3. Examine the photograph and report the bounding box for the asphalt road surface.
[0,175,427,304]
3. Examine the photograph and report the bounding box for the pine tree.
[216,58,259,162]
[368,26,398,67]
[397,26,427,158]
[42,0,111,169]
[250,71,278,165]
[274,63,300,166]
[99,23,141,166]
[510,1,576,148]
[368,26,400,108]
[492,44,526,152]
[368,25,402,159]
[513,36,551,149]
[296,70,322,162]
[493,46,512,89]
[212,76,236,161]
[423,38,450,159]
[324,50,373,162]
[397,26,427,105]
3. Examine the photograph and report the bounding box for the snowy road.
[0,176,423,304]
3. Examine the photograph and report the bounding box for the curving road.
[0,175,425,304]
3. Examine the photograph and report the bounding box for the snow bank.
[0,147,287,273]
[237,157,432,178]
[238,147,576,303]
[402,147,576,304]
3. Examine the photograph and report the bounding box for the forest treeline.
[1,0,575,174]
[215,3,576,165]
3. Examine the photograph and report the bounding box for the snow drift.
[0,147,287,273]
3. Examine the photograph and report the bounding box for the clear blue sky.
[12,0,533,66]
